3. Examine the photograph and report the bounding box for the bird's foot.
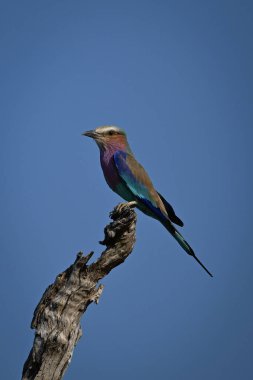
[127,200,138,208]
[114,201,137,215]
[100,202,137,246]
[109,201,137,220]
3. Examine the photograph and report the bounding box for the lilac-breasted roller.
[83,125,212,277]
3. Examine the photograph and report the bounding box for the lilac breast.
[100,149,121,190]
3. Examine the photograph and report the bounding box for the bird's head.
[82,125,130,152]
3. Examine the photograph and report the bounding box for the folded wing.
[114,151,183,226]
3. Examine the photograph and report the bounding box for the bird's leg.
[127,200,138,208]
[109,201,137,220]
[100,202,137,245]
[116,201,137,214]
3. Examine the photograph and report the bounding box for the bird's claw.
[113,201,137,215]
[127,201,138,208]
[100,202,137,246]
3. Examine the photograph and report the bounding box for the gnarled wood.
[22,202,137,380]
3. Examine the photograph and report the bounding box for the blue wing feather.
[114,151,168,222]
[114,151,154,203]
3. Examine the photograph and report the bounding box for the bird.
[83,125,213,277]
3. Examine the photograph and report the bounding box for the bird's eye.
[109,130,116,136]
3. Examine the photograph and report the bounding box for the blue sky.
[1,1,253,379]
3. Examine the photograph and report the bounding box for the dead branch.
[22,202,137,380]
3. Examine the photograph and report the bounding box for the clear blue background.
[1,1,252,379]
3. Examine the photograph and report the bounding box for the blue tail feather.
[162,221,213,277]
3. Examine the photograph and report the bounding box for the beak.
[82,130,96,138]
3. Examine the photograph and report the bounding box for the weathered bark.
[22,202,137,380]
